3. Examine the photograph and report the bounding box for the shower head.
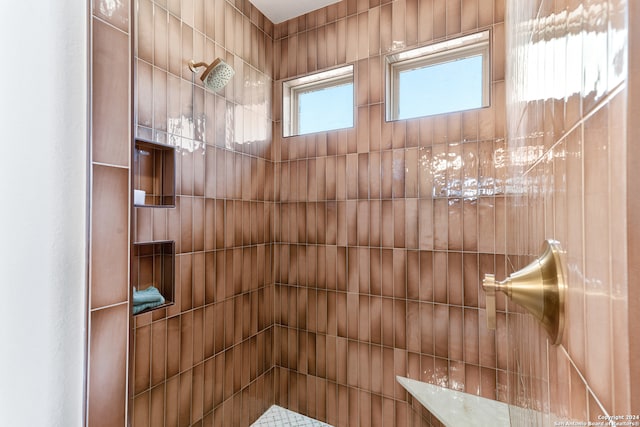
[188,58,235,92]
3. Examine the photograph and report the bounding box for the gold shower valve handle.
[482,274,497,330]
[480,240,567,345]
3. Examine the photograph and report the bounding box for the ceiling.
[249,0,342,24]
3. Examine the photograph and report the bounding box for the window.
[386,31,490,121]
[283,65,354,137]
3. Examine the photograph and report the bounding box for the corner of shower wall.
[626,0,640,415]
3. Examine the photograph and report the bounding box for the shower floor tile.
[251,405,333,427]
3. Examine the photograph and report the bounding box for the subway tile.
[463,199,478,251]
[417,0,434,42]
[478,0,493,27]
[137,59,153,129]
[433,199,448,250]
[448,360,465,392]
[88,304,128,427]
[390,0,406,50]
[404,251,419,301]
[133,391,149,427]
[448,199,463,251]
[149,384,165,427]
[445,0,461,35]
[138,0,153,66]
[150,320,167,387]
[370,295,383,347]
[393,200,406,248]
[167,14,182,78]
[418,200,434,250]
[462,253,479,308]
[460,0,478,31]
[569,362,589,422]
[93,19,130,167]
[448,304,464,363]
[392,120,407,150]
[478,308,496,369]
[433,304,449,358]
[370,251,387,303]
[478,366,496,401]
[463,308,480,367]
[398,298,418,356]
[448,252,463,306]
[433,251,447,304]
[94,0,129,32]
[134,324,151,395]
[418,251,434,303]
[91,165,129,309]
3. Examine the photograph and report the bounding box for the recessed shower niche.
[133,139,175,207]
[132,138,176,315]
[132,241,175,315]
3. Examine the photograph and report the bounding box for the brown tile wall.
[88,0,133,425]
[272,1,507,426]
[130,0,277,425]
[505,0,636,424]
[93,0,638,425]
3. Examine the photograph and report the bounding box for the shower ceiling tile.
[250,0,342,24]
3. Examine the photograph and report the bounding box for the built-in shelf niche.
[134,139,175,207]
[132,240,175,315]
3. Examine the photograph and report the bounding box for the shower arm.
[188,60,209,72]
[482,239,566,345]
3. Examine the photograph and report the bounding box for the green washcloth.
[133,286,165,314]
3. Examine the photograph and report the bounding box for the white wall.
[0,1,87,426]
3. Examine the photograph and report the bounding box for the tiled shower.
[85,0,639,426]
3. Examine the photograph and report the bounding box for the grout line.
[92,14,130,36]
[546,339,551,422]
[92,161,130,170]
[90,300,129,312]
[559,345,610,418]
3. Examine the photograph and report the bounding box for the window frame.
[385,30,491,121]
[282,65,355,137]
